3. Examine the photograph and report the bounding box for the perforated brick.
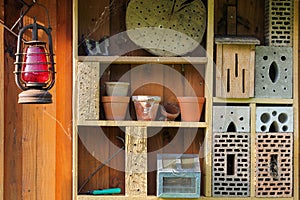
[213,106,250,133]
[78,62,100,120]
[256,132,293,197]
[255,46,293,98]
[256,106,293,132]
[265,0,293,46]
[212,132,250,197]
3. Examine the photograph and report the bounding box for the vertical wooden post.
[204,0,214,197]
[4,1,23,199]
[250,103,256,197]
[293,0,299,199]
[55,0,73,199]
[20,1,56,199]
[125,126,147,196]
[0,0,4,198]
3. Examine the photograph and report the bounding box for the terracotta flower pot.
[105,82,130,96]
[177,97,205,122]
[102,96,130,120]
[132,96,161,121]
[160,103,180,121]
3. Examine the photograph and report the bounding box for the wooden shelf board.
[77,56,208,64]
[76,195,294,200]
[213,97,294,104]
[77,120,207,128]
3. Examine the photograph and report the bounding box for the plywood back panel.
[77,126,125,194]
[78,0,110,40]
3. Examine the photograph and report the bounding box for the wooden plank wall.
[1,0,72,199]
[55,0,73,199]
[0,0,4,198]
[4,2,24,199]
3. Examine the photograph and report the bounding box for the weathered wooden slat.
[78,56,208,65]
[77,120,208,128]
[22,105,38,200]
[292,1,299,199]
[4,1,24,199]
[130,64,164,103]
[215,43,256,98]
[55,0,73,199]
[0,0,4,198]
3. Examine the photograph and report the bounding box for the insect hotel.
[0,0,298,200]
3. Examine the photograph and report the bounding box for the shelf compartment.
[76,61,207,122]
[77,120,208,128]
[77,126,125,195]
[147,127,205,196]
[77,56,208,65]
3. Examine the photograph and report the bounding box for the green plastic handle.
[89,188,121,195]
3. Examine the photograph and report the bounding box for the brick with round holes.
[256,106,293,133]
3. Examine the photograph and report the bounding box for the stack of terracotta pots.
[102,82,130,120]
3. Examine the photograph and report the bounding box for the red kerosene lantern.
[15,17,55,104]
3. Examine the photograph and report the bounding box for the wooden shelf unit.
[73,0,298,199]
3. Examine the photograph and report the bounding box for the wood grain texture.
[163,64,183,104]
[22,1,57,199]
[131,64,164,99]
[216,44,255,98]
[78,127,110,193]
[55,0,73,199]
[214,0,265,42]
[107,128,125,194]
[78,0,110,40]
[0,0,4,198]
[3,1,24,199]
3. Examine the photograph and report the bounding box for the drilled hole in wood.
[227,69,230,93]
[235,53,238,77]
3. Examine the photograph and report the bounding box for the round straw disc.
[126,0,206,56]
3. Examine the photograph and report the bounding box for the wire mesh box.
[265,0,294,46]
[212,132,250,197]
[256,132,293,197]
[157,154,201,198]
